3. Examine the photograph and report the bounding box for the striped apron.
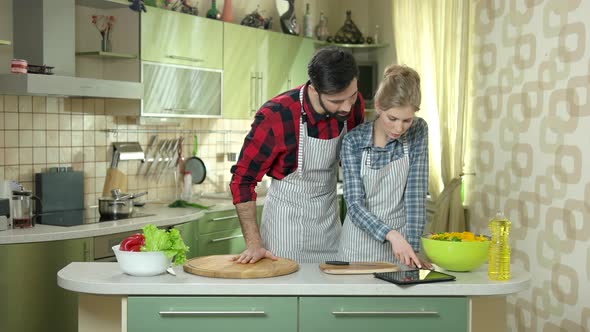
[260,85,346,263]
[338,137,409,263]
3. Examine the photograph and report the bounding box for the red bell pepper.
[120,233,145,252]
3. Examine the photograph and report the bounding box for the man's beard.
[318,93,351,122]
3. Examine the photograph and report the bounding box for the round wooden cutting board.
[183,254,299,279]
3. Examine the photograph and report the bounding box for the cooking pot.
[98,191,147,219]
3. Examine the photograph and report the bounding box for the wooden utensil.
[183,254,299,279]
[319,261,399,275]
[102,168,127,197]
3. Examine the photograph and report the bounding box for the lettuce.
[141,224,189,265]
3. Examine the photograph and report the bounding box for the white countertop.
[58,262,530,297]
[0,197,243,245]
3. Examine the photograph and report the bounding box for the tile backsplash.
[0,95,251,209]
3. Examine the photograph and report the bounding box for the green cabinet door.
[299,297,469,332]
[128,296,297,332]
[290,37,315,87]
[262,31,299,98]
[141,7,223,69]
[222,23,258,119]
[173,221,197,259]
[197,228,245,256]
[0,238,92,332]
[198,209,241,234]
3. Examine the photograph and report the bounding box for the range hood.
[0,0,142,99]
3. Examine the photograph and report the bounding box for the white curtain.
[391,0,473,232]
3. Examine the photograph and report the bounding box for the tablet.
[374,269,456,285]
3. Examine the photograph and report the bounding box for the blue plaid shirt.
[341,117,429,252]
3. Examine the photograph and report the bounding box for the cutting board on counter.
[319,262,399,275]
[183,254,299,279]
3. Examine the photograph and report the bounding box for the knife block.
[102,168,127,197]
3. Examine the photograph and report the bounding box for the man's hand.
[232,246,278,264]
[385,230,422,268]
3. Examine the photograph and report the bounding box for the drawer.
[198,228,245,256]
[299,297,468,332]
[198,210,240,234]
[128,296,297,332]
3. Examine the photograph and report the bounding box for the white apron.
[261,85,346,263]
[338,137,409,263]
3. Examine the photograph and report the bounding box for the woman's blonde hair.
[374,64,421,112]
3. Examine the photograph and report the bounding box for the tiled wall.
[469,1,590,330]
[0,95,251,213]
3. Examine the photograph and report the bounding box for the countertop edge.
[57,263,531,297]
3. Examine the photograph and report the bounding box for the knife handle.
[325,260,350,265]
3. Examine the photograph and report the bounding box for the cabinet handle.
[165,55,204,63]
[257,72,263,107]
[210,215,238,222]
[163,108,188,113]
[250,73,257,112]
[159,310,266,317]
[332,311,439,316]
[287,78,292,89]
[83,241,90,262]
[210,234,243,243]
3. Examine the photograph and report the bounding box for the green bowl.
[421,236,490,272]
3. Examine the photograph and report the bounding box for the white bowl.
[112,245,172,277]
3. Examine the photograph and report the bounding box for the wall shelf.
[75,0,129,9]
[0,40,11,46]
[76,51,137,59]
[314,41,389,49]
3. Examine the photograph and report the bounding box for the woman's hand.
[385,230,422,268]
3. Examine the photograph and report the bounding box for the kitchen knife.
[325,260,389,266]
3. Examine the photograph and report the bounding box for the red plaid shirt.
[230,83,365,204]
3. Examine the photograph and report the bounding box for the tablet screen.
[374,269,456,285]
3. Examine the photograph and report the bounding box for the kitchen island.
[58,262,530,332]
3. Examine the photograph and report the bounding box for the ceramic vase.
[221,0,233,23]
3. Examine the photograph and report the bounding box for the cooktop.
[84,212,156,225]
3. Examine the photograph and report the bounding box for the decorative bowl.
[421,234,490,272]
[112,244,172,277]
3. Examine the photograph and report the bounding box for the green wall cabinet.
[141,7,223,69]
[0,238,92,332]
[127,296,298,332]
[299,297,468,332]
[222,23,259,119]
[222,24,315,119]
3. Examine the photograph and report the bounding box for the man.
[230,47,365,263]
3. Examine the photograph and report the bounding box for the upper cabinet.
[222,24,314,120]
[141,7,223,70]
[222,23,258,119]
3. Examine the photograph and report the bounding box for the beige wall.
[469,0,590,330]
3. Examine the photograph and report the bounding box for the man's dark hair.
[307,47,359,94]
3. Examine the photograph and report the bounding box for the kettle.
[11,187,40,228]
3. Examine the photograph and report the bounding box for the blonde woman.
[338,64,431,269]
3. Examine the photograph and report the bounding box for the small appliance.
[0,198,10,231]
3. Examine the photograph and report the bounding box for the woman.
[338,64,431,268]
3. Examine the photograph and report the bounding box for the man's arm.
[232,201,277,263]
[230,111,280,263]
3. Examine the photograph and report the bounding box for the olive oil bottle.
[488,211,511,280]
